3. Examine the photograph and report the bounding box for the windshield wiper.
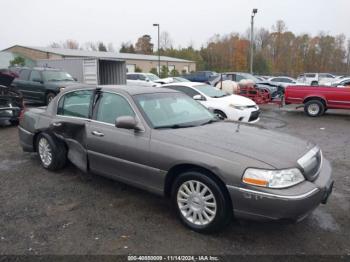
[154,124,196,129]
[200,118,219,126]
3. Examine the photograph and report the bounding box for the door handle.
[91,131,104,137]
[52,122,62,127]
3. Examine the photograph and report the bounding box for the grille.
[297,147,322,181]
[248,110,260,122]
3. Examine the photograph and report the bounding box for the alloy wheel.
[177,180,217,226]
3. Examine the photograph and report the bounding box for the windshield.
[134,92,215,129]
[146,74,160,81]
[239,73,261,82]
[42,71,74,82]
[173,77,190,82]
[195,84,228,98]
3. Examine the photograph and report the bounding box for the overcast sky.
[1,0,349,51]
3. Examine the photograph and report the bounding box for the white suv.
[297,73,336,86]
[126,73,161,87]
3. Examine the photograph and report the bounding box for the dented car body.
[18,85,333,232]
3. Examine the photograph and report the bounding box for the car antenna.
[236,117,244,133]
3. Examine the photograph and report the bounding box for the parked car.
[155,77,190,84]
[18,85,333,233]
[268,76,303,88]
[126,73,161,87]
[323,77,350,87]
[182,71,217,83]
[0,72,24,125]
[284,85,350,117]
[162,82,260,123]
[209,72,283,99]
[12,67,80,105]
[296,73,336,86]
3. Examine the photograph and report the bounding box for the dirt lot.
[0,105,349,255]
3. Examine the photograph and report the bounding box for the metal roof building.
[2,45,196,74]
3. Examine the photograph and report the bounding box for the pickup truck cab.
[284,85,350,117]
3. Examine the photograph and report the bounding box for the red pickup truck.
[284,85,350,117]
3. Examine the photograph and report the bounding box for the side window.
[19,69,31,80]
[29,70,42,82]
[57,90,93,118]
[270,78,279,82]
[138,74,146,81]
[95,93,135,124]
[127,74,137,80]
[235,74,245,82]
[167,86,200,98]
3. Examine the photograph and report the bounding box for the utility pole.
[153,23,160,76]
[347,40,350,75]
[250,9,258,74]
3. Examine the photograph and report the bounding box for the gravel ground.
[0,105,349,255]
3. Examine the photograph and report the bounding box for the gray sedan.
[18,85,333,233]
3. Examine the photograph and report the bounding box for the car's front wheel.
[172,171,232,233]
[214,110,227,120]
[36,133,67,170]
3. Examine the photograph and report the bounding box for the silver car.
[18,85,334,233]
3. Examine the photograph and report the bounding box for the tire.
[46,92,56,105]
[36,133,67,171]
[304,100,325,117]
[9,120,19,126]
[311,81,318,86]
[171,170,232,233]
[214,110,227,120]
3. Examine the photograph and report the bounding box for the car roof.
[62,85,179,96]
[162,82,205,88]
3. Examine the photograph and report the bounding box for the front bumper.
[227,158,333,222]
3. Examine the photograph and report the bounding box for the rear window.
[19,69,31,80]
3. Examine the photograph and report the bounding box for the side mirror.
[146,79,150,82]
[193,94,204,101]
[115,116,142,131]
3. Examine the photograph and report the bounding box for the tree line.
[49,20,350,77]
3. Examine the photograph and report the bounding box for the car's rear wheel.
[311,81,318,86]
[36,133,67,170]
[304,100,325,117]
[214,110,227,120]
[46,92,56,105]
[171,171,232,233]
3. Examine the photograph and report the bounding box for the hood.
[153,122,314,169]
[213,94,256,106]
[46,81,81,88]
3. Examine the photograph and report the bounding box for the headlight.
[242,168,305,188]
[59,87,65,92]
[230,104,246,110]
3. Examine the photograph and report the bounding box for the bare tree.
[62,39,79,49]
[49,42,61,48]
[84,42,98,51]
[107,43,115,52]
[160,31,173,50]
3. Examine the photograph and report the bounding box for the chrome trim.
[18,126,33,135]
[328,100,350,104]
[287,97,303,100]
[227,185,319,200]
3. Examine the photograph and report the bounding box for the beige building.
[2,45,196,74]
